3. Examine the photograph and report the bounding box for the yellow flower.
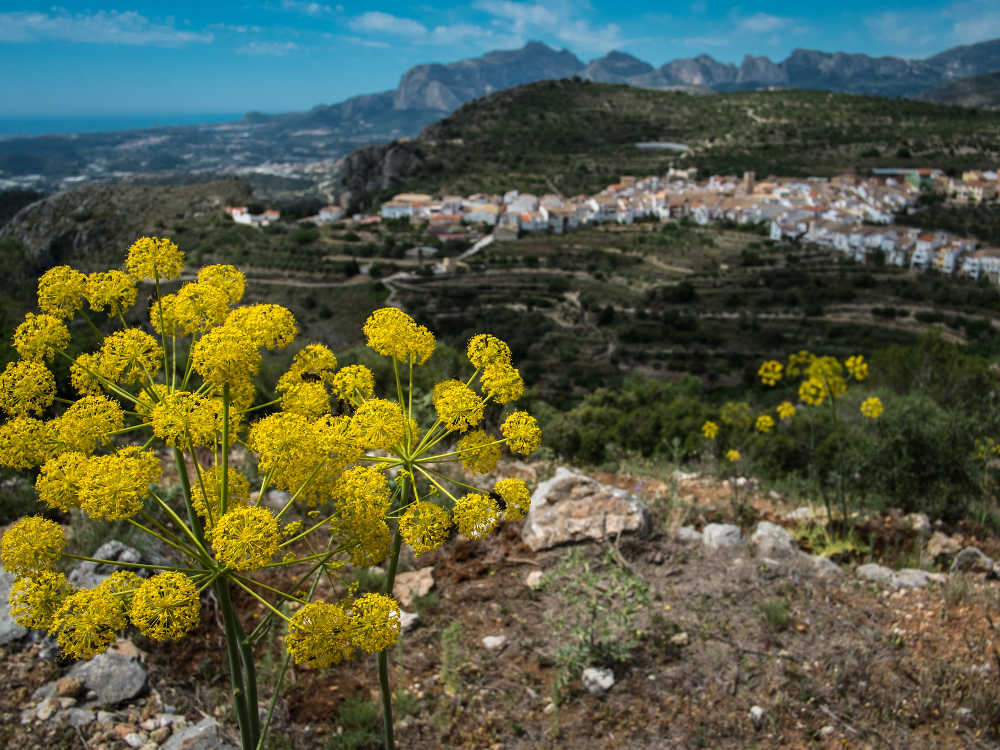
[350,593,401,653]
[70,352,107,397]
[78,447,160,521]
[860,396,883,419]
[798,377,826,406]
[210,507,280,571]
[363,307,435,364]
[806,356,846,399]
[197,264,245,305]
[456,429,502,473]
[125,236,184,281]
[49,588,127,659]
[174,281,231,335]
[331,364,375,404]
[493,477,530,521]
[98,570,143,608]
[85,270,137,317]
[192,325,262,387]
[846,355,869,381]
[9,571,72,630]
[37,266,87,319]
[701,420,719,439]
[191,465,251,523]
[13,313,70,362]
[289,343,338,380]
[720,401,752,430]
[0,360,56,417]
[453,492,499,540]
[332,466,392,521]
[151,391,222,448]
[352,398,408,450]
[776,401,796,420]
[755,415,775,434]
[0,417,51,469]
[480,361,524,404]
[757,360,783,386]
[501,411,542,455]
[433,379,485,433]
[35,452,87,512]
[785,350,814,378]
[129,572,201,641]
[225,304,297,350]
[1,516,65,577]
[54,394,125,455]
[400,501,452,556]
[341,518,392,568]
[725,449,741,463]
[286,601,353,668]
[467,334,512,368]
[278,380,330,419]
[99,329,163,385]
[149,293,183,337]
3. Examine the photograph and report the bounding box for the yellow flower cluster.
[1,516,65,576]
[860,396,883,419]
[467,334,511,368]
[433,379,485,432]
[14,313,70,362]
[37,266,87,319]
[501,411,542,455]
[755,415,775,434]
[758,360,783,386]
[720,401,752,430]
[0,360,56,417]
[363,307,436,364]
[125,236,184,281]
[776,401,796,420]
[286,601,354,668]
[725,449,741,463]
[400,501,452,556]
[86,270,137,317]
[456,430,502,473]
[701,420,719,439]
[9,570,72,629]
[210,506,280,571]
[129,571,201,641]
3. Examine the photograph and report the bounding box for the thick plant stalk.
[216,579,258,749]
[378,523,405,750]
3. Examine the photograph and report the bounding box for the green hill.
[340,79,1000,208]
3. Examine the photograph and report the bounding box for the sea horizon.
[0,112,246,138]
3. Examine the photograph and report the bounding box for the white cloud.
[472,0,625,52]
[680,35,729,48]
[336,34,391,48]
[207,23,260,34]
[0,9,213,46]
[281,1,332,17]
[864,11,934,49]
[739,13,792,33]
[237,41,300,56]
[348,11,427,37]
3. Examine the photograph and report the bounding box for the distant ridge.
[918,71,1000,109]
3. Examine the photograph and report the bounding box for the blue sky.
[2,1,999,117]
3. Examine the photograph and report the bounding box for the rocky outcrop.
[337,140,426,212]
[521,467,652,551]
[582,51,655,83]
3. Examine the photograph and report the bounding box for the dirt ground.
[4,469,1000,750]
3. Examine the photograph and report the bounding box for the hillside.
[919,71,1000,109]
[339,80,1000,209]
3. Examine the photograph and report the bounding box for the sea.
[0,113,245,138]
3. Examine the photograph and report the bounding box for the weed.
[440,622,464,697]
[541,548,650,702]
[327,697,381,750]
[758,599,791,633]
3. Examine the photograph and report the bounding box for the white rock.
[820,725,835,736]
[750,522,798,558]
[675,526,703,544]
[749,705,765,726]
[482,635,507,651]
[784,506,818,522]
[702,524,742,550]
[123,732,147,748]
[393,567,434,609]
[525,570,544,589]
[399,610,420,633]
[582,667,615,694]
[904,513,930,536]
[543,702,556,715]
[669,632,689,647]
[809,555,842,578]
[856,563,897,587]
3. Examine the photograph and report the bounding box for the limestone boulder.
[521,467,651,551]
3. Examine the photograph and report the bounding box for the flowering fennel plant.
[0,236,541,750]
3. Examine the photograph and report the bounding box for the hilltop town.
[324,167,998,283]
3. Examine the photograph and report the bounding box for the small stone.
[112,639,143,660]
[56,677,85,698]
[669,632,689,647]
[543,702,556,715]
[958,707,974,722]
[856,563,897,588]
[263,490,291,511]
[36,697,58,720]
[904,513,930,536]
[894,569,936,589]
[703,524,742,550]
[675,526,702,544]
[750,522,797,558]
[399,610,420,633]
[96,711,117,724]
[64,708,95,728]
[525,570,544,589]
[149,726,172,743]
[123,732,147,748]
[582,667,615,694]
[926,531,962,560]
[951,547,997,576]
[58,697,76,708]
[140,718,157,731]
[114,723,134,739]
[67,651,148,706]
[161,717,238,750]
[393,567,434,609]
[809,555,843,578]
[749,705,765,726]
[819,725,835,736]
[482,635,507,651]
[784,506,817,522]
[139,743,158,750]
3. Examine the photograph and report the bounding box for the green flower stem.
[378,490,406,750]
[222,383,230,515]
[56,350,154,412]
[415,437,507,463]
[414,464,459,502]
[125,517,199,560]
[186,445,215,529]
[260,549,342,568]
[195,568,225,593]
[152,273,170,382]
[107,422,154,436]
[410,416,445,457]
[275,457,330,520]
[228,575,293,624]
[60,553,204,574]
[80,310,105,340]
[149,487,213,563]
[419,467,484,496]
[255,465,278,505]
[277,511,337,548]
[232,573,308,605]
[392,358,405,413]
[215,578,257,750]
[238,398,281,415]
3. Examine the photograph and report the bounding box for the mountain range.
[3,38,1000,191]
